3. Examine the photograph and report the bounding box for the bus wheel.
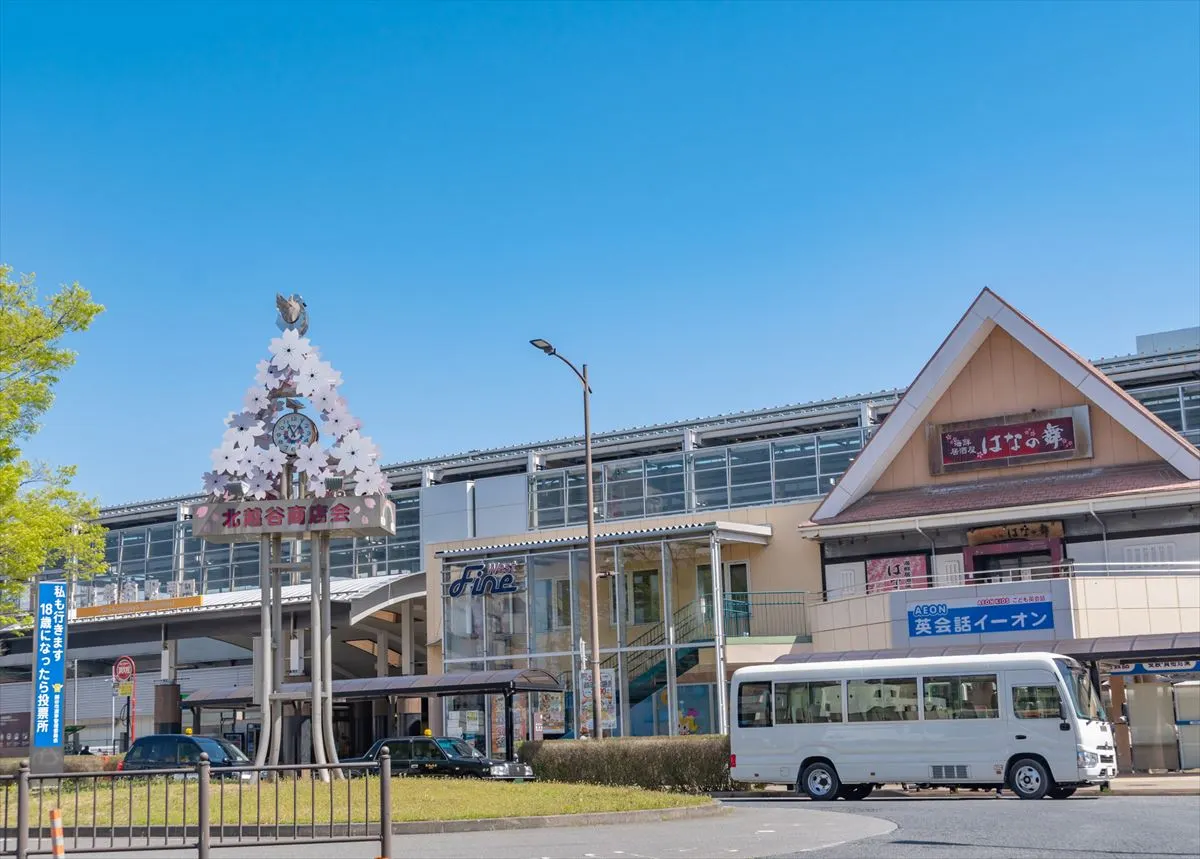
[1008,758,1052,800]
[838,784,872,801]
[800,762,841,801]
[1048,786,1077,800]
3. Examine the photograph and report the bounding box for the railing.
[0,752,394,859]
[723,591,811,638]
[821,560,1200,602]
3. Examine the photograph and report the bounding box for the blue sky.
[2,0,1197,506]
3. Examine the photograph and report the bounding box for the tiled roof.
[812,463,1198,526]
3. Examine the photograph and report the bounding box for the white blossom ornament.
[246,469,276,500]
[311,387,341,413]
[226,411,267,434]
[268,328,311,373]
[322,407,354,439]
[352,467,388,495]
[336,430,378,473]
[306,467,336,496]
[202,471,227,495]
[212,443,247,476]
[292,442,329,475]
[244,386,272,413]
[254,359,276,387]
[253,445,288,476]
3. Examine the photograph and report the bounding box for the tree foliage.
[0,264,106,625]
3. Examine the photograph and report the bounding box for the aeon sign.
[447,562,522,598]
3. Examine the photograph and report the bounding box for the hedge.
[0,755,123,776]
[518,735,732,793]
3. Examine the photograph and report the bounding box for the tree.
[0,264,106,625]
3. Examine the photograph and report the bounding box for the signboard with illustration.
[930,406,1092,473]
[908,592,1054,639]
[489,695,527,757]
[537,690,566,735]
[578,668,617,733]
[0,712,31,758]
[866,556,928,594]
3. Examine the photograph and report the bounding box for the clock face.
[272,412,318,454]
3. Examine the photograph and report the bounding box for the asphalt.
[27,793,1200,859]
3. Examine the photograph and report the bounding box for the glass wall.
[442,537,720,739]
[529,428,868,529]
[1132,382,1200,446]
[77,490,423,605]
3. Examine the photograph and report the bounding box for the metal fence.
[1,751,394,859]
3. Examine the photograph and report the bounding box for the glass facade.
[441,537,725,739]
[1132,382,1200,446]
[528,428,868,529]
[74,491,421,606]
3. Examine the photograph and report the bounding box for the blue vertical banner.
[33,582,69,752]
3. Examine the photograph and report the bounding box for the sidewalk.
[715,772,1200,799]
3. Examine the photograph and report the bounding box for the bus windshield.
[1055,659,1106,722]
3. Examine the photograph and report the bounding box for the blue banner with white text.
[908,598,1054,638]
[33,582,69,749]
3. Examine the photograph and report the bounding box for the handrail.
[820,560,1200,602]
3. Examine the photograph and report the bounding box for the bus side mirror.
[1120,703,1130,724]
[1058,701,1067,721]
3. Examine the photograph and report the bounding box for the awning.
[436,521,772,559]
[773,632,1200,664]
[183,668,562,708]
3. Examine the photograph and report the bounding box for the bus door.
[1005,669,1076,782]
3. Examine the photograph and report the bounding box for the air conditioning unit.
[178,581,197,597]
[146,580,162,601]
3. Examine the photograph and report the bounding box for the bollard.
[48,808,65,858]
[197,752,212,859]
[378,746,392,859]
[16,761,29,859]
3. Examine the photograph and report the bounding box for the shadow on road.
[890,839,1197,857]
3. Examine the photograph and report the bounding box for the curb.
[714,788,1200,799]
[5,801,728,841]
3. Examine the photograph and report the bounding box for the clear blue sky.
[2,0,1198,506]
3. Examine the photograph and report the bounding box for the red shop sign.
[932,406,1092,473]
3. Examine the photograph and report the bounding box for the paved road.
[32,806,893,858]
[36,795,1200,859]
[738,794,1200,859]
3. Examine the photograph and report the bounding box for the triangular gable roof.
[811,288,1200,523]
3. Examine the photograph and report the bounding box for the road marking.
[794,841,847,853]
[756,830,775,833]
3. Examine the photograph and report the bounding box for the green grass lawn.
[1,776,709,828]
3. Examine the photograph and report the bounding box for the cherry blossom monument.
[192,294,395,778]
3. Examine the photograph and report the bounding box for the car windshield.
[1055,659,1107,721]
[435,738,481,759]
[195,737,249,763]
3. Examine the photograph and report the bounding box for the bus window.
[775,681,843,725]
[737,682,772,728]
[847,678,919,722]
[923,675,999,720]
[1013,685,1062,719]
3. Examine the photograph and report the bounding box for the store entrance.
[972,551,1053,583]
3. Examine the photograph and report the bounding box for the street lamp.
[530,338,604,740]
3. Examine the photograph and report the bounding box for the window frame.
[736,682,773,729]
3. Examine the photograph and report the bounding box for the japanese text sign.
[191,494,396,543]
[32,582,68,751]
[908,593,1055,639]
[866,555,928,594]
[930,406,1091,474]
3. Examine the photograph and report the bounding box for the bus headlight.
[1077,746,1099,767]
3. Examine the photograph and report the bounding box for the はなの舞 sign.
[930,406,1092,474]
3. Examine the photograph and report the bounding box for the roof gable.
[811,289,1200,523]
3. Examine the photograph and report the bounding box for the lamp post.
[530,338,604,740]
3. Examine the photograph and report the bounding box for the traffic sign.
[113,656,136,684]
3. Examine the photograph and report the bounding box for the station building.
[1,290,1197,772]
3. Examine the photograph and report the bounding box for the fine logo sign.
[113,656,136,685]
[447,562,522,598]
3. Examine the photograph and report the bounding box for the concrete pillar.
[401,602,414,675]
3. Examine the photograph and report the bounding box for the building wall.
[874,328,1164,493]
[1072,575,1200,637]
[423,499,822,650]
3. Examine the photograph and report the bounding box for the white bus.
[730,652,1117,800]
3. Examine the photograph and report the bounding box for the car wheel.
[1008,758,1052,800]
[1048,786,1077,800]
[800,762,841,801]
